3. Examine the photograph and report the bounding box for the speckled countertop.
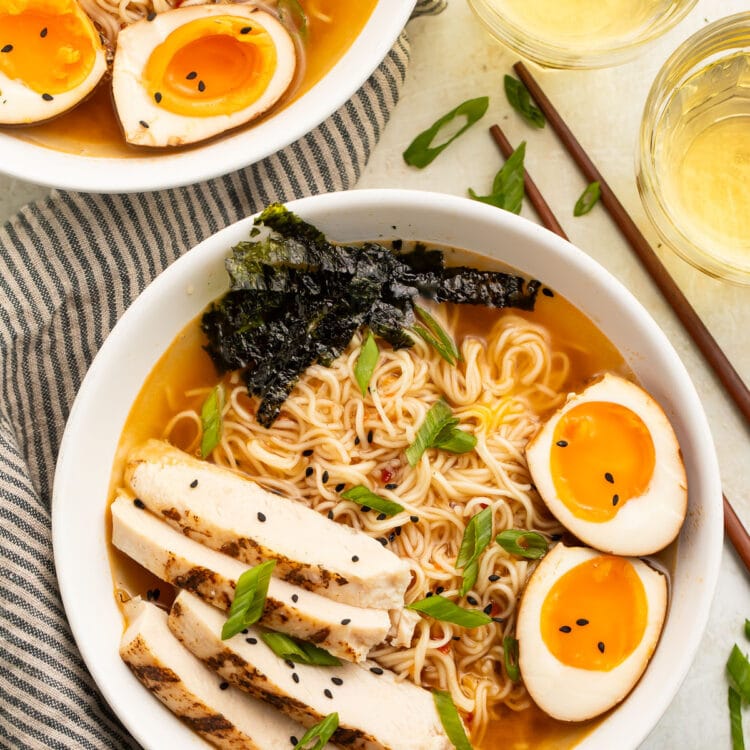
[2,1,749,746]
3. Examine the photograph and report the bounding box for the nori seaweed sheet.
[201,204,540,427]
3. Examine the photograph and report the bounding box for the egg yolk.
[0,0,99,95]
[144,17,279,118]
[541,555,648,671]
[550,401,655,523]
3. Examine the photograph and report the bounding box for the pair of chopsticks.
[492,61,750,572]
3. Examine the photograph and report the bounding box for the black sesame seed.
[559,625,572,633]
[292,673,299,683]
[146,11,156,20]
[361,506,371,513]
[198,80,206,92]
[327,510,334,520]
[466,596,478,605]
[302,449,314,456]
[154,91,163,103]
[219,681,229,690]
[257,512,266,522]
[396,526,402,536]
[190,479,198,488]
[612,494,620,506]
[388,532,396,542]
[240,25,252,33]
[139,120,149,128]
[335,483,345,492]
[341,618,351,625]
[285,659,295,669]
[488,574,500,582]
[354,436,360,445]
[436,586,444,594]
[40,28,48,38]
[331,677,343,686]
[598,641,606,653]
[321,470,329,484]
[146,588,160,601]
[367,429,374,443]
[377,537,387,546]
[186,71,197,80]
[604,472,615,484]
[305,467,314,477]
[453,636,461,641]
[370,667,383,675]
[376,513,386,521]
[542,287,554,297]
[291,736,298,746]
[1,45,12,53]
[324,689,333,699]
[576,619,589,627]
[134,498,145,509]
[352,555,359,562]
[425,591,433,598]
[242,629,248,634]
[556,440,568,447]
[42,93,53,101]
[410,515,419,523]
[246,637,257,644]
[292,594,299,603]
[550,533,563,541]
[483,604,493,615]
[385,483,398,490]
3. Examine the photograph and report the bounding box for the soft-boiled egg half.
[112,4,296,147]
[526,373,687,556]
[0,0,106,124]
[517,544,667,722]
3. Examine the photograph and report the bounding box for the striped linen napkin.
[0,3,444,747]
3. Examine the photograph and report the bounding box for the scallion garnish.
[456,507,493,596]
[407,595,492,628]
[503,636,520,682]
[277,0,308,38]
[297,712,339,750]
[730,686,745,750]
[468,141,526,215]
[413,305,460,366]
[574,181,601,217]
[405,400,477,466]
[341,485,404,517]
[744,619,750,641]
[403,97,490,169]
[728,644,750,702]
[261,631,341,666]
[504,75,545,129]
[200,384,224,458]
[221,560,275,640]
[495,529,548,560]
[354,330,379,396]
[433,690,473,750]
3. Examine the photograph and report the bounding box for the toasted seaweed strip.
[201,204,541,427]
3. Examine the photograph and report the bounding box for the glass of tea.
[638,13,750,285]
[467,0,697,69]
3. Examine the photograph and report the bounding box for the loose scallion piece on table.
[504,75,545,129]
[574,181,601,217]
[468,141,526,215]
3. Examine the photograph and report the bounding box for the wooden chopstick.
[513,61,750,427]
[489,118,750,574]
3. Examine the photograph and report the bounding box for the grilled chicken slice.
[112,494,390,662]
[169,591,454,750]
[120,598,335,749]
[125,440,410,610]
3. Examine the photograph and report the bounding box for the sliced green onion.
[200,384,224,458]
[403,97,489,169]
[297,712,339,750]
[433,690,473,750]
[728,644,750,702]
[354,330,379,396]
[261,631,341,666]
[496,529,548,560]
[407,595,492,628]
[468,141,526,215]
[277,0,308,39]
[504,75,545,129]
[413,305,460,365]
[503,636,520,682]
[221,560,275,640]
[341,485,404,517]
[574,181,601,217]
[406,400,477,466]
[744,619,750,641]
[730,685,746,750]
[457,507,493,596]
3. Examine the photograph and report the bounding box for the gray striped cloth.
[0,4,444,747]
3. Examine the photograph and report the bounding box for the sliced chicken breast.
[112,494,390,662]
[125,440,410,610]
[169,591,454,750]
[120,598,335,750]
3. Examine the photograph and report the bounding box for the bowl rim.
[52,188,723,749]
[0,0,414,193]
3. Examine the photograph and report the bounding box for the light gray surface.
[1,1,749,746]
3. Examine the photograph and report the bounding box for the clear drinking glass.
[638,13,750,285]
[467,0,697,69]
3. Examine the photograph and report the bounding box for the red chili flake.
[490,602,501,617]
[465,712,474,726]
[380,468,394,483]
[438,643,452,654]
[479,502,488,509]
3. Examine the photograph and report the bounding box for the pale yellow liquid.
[657,53,750,272]
[494,0,677,49]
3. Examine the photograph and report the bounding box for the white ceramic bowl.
[0,1,412,193]
[53,189,723,749]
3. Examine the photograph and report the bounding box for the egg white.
[526,373,687,556]
[517,544,667,723]
[112,5,296,148]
